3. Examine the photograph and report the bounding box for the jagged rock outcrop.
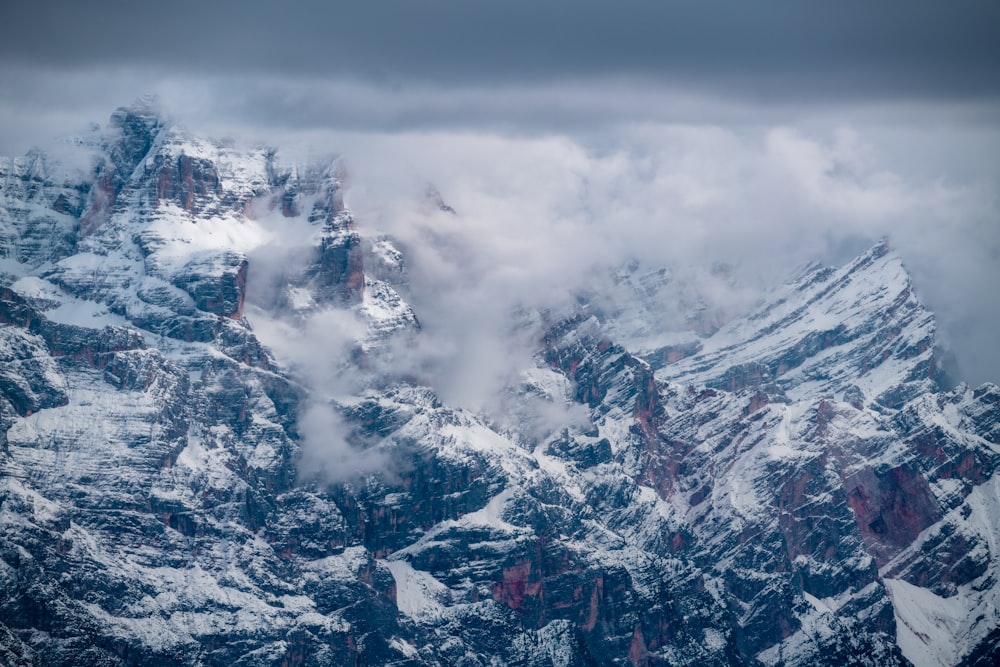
[0,102,997,666]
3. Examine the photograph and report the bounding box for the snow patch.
[384,560,451,621]
[885,577,967,667]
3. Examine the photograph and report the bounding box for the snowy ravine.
[0,100,998,667]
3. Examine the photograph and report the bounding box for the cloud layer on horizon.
[1,3,998,474]
[333,125,999,388]
[3,1,998,99]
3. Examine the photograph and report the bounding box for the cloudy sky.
[2,1,999,386]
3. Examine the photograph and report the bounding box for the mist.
[1,66,997,478]
[331,125,999,390]
[233,118,999,474]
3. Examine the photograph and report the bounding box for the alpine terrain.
[1,100,998,667]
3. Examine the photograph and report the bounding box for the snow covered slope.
[0,100,997,666]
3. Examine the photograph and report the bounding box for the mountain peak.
[2,111,999,667]
[109,94,169,131]
[658,241,939,406]
[106,95,170,158]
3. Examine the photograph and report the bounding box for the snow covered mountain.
[0,100,998,667]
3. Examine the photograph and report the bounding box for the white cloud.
[2,66,997,426]
[335,124,1000,387]
[295,401,389,484]
[238,118,996,479]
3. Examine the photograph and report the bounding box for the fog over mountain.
[1,2,998,387]
[1,100,998,665]
[2,5,1000,664]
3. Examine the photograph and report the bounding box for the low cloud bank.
[253,121,999,483]
[340,125,999,388]
[3,77,996,477]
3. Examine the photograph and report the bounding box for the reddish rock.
[156,154,220,212]
[628,624,651,666]
[79,170,117,235]
[845,463,942,565]
[492,560,542,611]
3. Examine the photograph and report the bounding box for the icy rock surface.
[0,101,998,666]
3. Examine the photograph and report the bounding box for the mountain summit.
[0,103,998,666]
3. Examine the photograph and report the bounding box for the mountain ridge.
[0,102,997,666]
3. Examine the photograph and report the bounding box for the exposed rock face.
[0,102,998,666]
[0,151,83,267]
[81,100,166,235]
[172,254,247,318]
[155,154,221,212]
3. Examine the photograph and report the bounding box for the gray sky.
[2,1,999,96]
[2,0,999,141]
[1,1,999,387]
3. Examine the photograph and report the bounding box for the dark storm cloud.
[0,1,997,392]
[2,0,999,100]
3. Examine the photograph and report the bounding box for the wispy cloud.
[337,124,1000,388]
[1,66,997,435]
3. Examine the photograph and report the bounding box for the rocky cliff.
[0,101,997,666]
